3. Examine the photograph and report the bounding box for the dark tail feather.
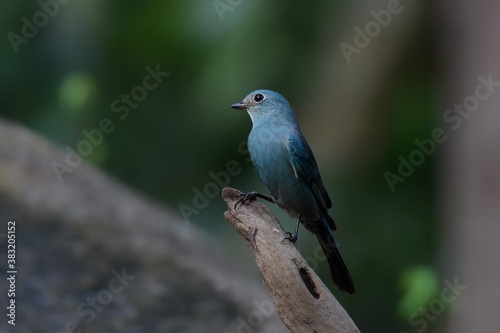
[316,225,355,294]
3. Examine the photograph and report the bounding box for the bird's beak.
[231,102,247,110]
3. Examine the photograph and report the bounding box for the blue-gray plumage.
[231,89,355,294]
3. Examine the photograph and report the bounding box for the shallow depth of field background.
[2,0,498,332]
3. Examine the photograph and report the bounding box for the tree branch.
[222,187,360,333]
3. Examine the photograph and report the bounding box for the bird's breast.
[247,125,320,221]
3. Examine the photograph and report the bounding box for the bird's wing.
[287,134,332,211]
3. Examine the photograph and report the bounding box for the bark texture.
[223,187,360,333]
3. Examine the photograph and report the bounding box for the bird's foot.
[234,191,274,209]
[282,231,298,244]
[282,217,301,244]
[234,191,259,209]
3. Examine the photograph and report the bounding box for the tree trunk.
[439,1,500,332]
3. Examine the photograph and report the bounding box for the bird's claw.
[234,192,259,209]
[282,231,298,244]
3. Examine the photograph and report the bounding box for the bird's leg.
[234,191,275,209]
[283,216,301,244]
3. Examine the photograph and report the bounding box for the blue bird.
[231,89,355,294]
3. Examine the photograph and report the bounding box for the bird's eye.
[253,93,265,103]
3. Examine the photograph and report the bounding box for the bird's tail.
[316,219,355,294]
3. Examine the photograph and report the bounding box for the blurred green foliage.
[0,0,439,332]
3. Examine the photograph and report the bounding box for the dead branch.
[222,187,360,333]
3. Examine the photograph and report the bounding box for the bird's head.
[231,89,296,124]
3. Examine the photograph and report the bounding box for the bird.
[231,89,355,294]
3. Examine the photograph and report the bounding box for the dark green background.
[0,1,440,332]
